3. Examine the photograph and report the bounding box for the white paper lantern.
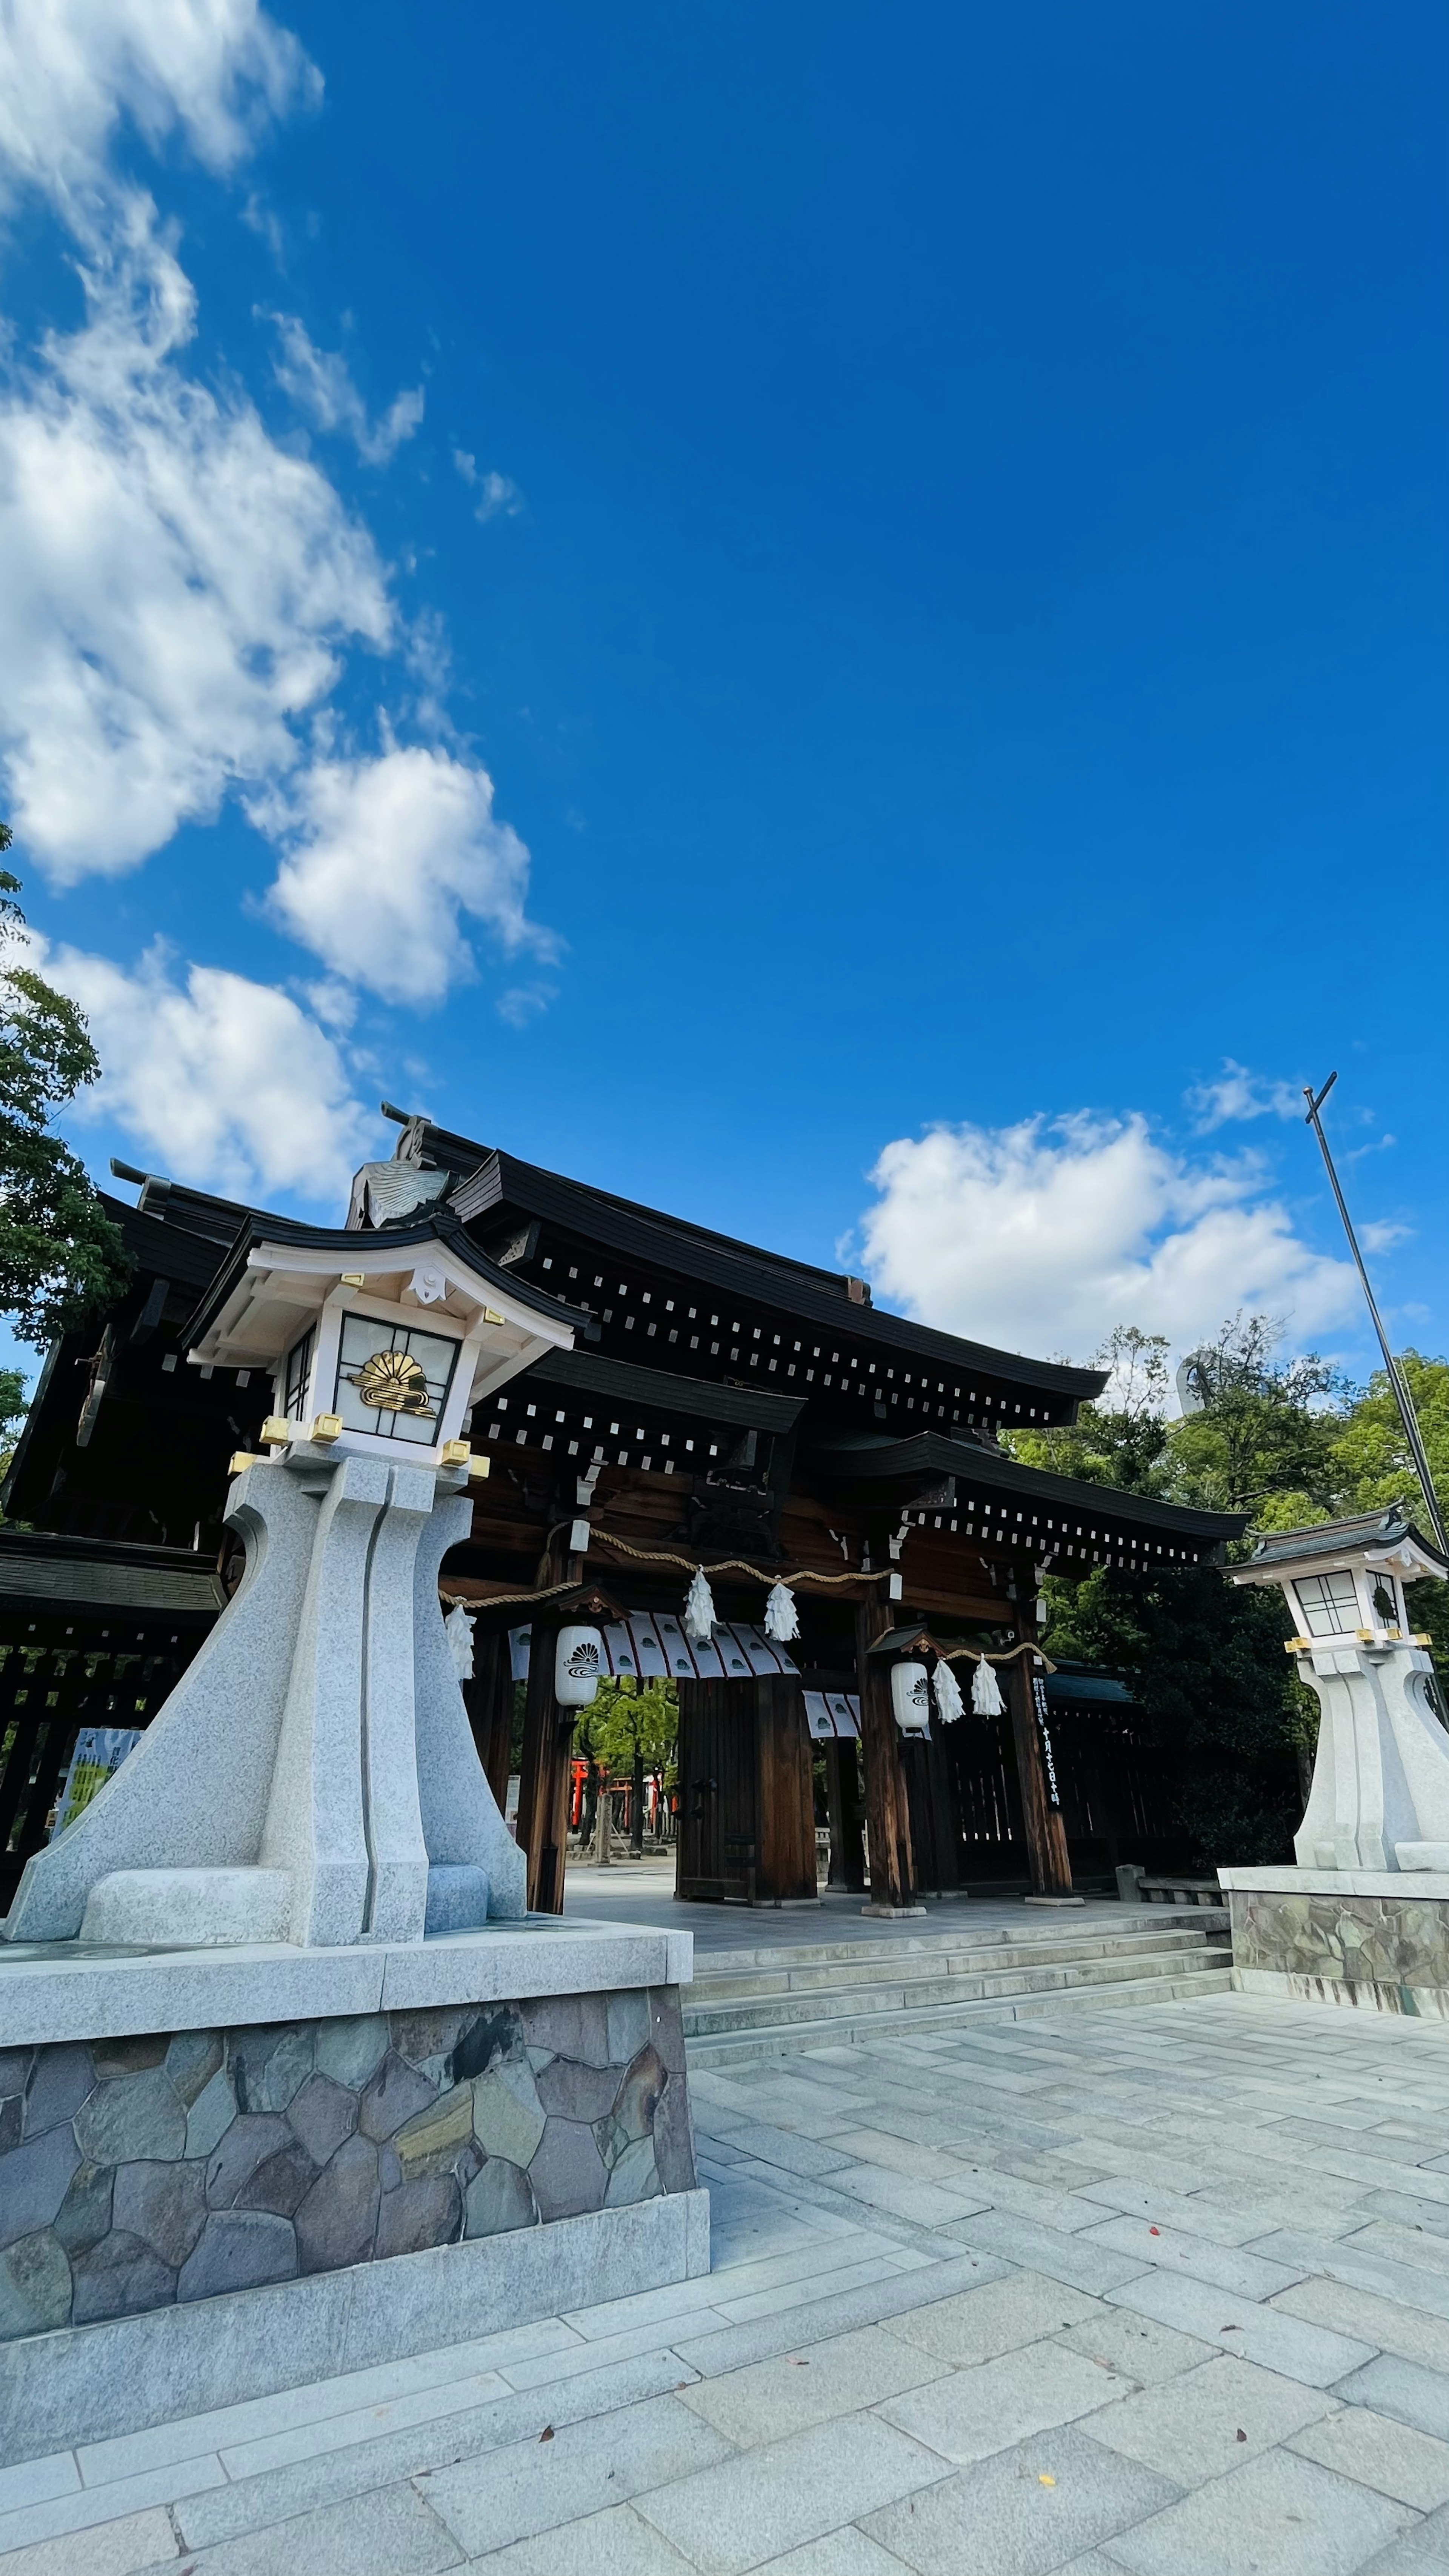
[890,1659,931,1733]
[555,1625,604,1706]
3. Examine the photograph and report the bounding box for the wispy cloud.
[1360,1218,1413,1255]
[1185,1059,1303,1132]
[265,311,423,463]
[454,449,524,521]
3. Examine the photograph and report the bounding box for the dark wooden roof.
[432,1135,1106,1415]
[525,1349,805,1433]
[804,1429,1245,1556]
[0,1529,225,1617]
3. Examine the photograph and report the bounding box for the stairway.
[684,1909,1233,2067]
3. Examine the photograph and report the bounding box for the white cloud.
[496,981,555,1027]
[857,1112,1358,1363]
[0,0,546,1033]
[263,740,553,1006]
[1360,1219,1412,1256]
[266,312,423,464]
[1186,1059,1302,1130]
[40,935,374,1202]
[453,449,523,521]
[0,0,316,216]
[0,225,392,881]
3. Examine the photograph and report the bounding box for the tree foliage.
[0,1366,28,1490]
[576,1675,678,1779]
[1007,1313,1449,1870]
[0,835,131,1347]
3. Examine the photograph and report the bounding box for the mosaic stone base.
[1228,1887,1449,2016]
[0,1984,694,2341]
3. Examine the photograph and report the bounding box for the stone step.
[685,1962,1236,2067]
[683,1938,1231,2036]
[691,1922,1226,2003]
[690,1909,1228,1984]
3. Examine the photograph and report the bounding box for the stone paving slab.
[15,1994,1449,2574]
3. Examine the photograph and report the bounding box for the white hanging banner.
[733,1623,788,1678]
[680,1624,726,1678]
[602,1621,637,1677]
[501,1608,799,1687]
[654,1611,704,1680]
[803,1690,837,1742]
[625,1613,671,1678]
[826,1692,860,1739]
[713,1626,755,1678]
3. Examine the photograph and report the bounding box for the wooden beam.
[1005,1601,1073,1898]
[855,1594,917,1910]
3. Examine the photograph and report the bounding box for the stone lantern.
[1220,1505,1449,2011]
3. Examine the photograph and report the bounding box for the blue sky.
[0,1,1444,1393]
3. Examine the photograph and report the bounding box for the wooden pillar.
[1005,1604,1073,1898]
[515,1553,571,1914]
[903,1720,961,1896]
[463,1628,514,1818]
[754,1678,818,1903]
[824,1741,866,1891]
[855,1595,918,1911]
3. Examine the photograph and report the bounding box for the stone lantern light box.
[198,1221,572,1470]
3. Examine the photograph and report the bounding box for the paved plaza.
[10,1989,1449,2573]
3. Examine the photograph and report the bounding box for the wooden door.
[676,1677,755,1900]
[754,1677,818,1903]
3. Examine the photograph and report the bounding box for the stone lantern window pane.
[1294,1569,1361,1637]
[283,1326,315,1421]
[332,1312,459,1442]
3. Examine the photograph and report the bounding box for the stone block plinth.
[1218,1865,1449,2018]
[0,1918,708,2466]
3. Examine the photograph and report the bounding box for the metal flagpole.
[1304,1072,1449,1557]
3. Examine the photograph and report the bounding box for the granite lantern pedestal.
[0,1224,706,2467]
[1220,1508,1449,2016]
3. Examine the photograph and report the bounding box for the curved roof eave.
[181,1208,585,1353]
[806,1430,1246,1543]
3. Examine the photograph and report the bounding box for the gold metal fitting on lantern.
[228,1451,263,1475]
[440,1439,471,1467]
[308,1414,343,1444]
[467,1453,490,1481]
[260,1417,293,1448]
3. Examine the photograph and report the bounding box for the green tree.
[586,1676,677,1854]
[1330,1355,1449,1669]
[0,834,130,1347]
[1009,1326,1172,1497]
[1164,1314,1344,1521]
[1043,1555,1302,1867]
[1014,1316,1317,1869]
[0,1366,28,1489]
